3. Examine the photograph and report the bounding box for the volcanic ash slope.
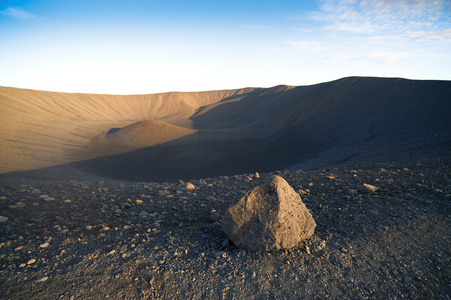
[0,77,450,182]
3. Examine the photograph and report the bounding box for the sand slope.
[0,77,450,182]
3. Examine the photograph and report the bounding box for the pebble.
[37,277,49,282]
[364,183,380,192]
[0,216,9,222]
[40,242,50,248]
[44,197,55,202]
[27,259,37,265]
[136,199,143,205]
[209,209,220,222]
[139,211,148,217]
[186,182,196,191]
[16,202,26,208]
[69,180,80,187]
[159,190,171,197]
[316,240,326,251]
[85,225,93,230]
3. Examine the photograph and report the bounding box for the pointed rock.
[222,175,316,251]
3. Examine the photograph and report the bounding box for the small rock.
[298,189,308,196]
[100,188,110,193]
[37,276,48,282]
[64,199,72,203]
[16,202,26,208]
[186,182,195,191]
[209,209,220,222]
[69,180,80,187]
[159,190,171,197]
[19,263,26,268]
[39,242,49,248]
[254,172,260,179]
[85,225,93,230]
[27,259,36,265]
[44,197,55,202]
[316,240,326,251]
[136,199,143,205]
[363,183,380,193]
[139,211,148,217]
[31,189,41,194]
[0,216,9,222]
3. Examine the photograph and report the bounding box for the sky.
[1,0,450,94]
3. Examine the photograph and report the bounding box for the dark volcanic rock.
[222,175,316,251]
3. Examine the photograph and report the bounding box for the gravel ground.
[0,158,450,299]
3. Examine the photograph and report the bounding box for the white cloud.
[315,0,451,38]
[408,28,451,42]
[1,7,36,20]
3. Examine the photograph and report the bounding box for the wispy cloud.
[314,0,451,39]
[1,7,36,20]
[283,0,451,68]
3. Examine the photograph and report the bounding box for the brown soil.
[1,157,449,299]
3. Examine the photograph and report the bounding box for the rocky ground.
[0,157,450,299]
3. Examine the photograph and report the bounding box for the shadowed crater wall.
[1,77,450,182]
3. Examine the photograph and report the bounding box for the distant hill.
[1,77,450,182]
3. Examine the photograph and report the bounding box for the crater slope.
[0,77,450,183]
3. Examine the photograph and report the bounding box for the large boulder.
[222,175,316,251]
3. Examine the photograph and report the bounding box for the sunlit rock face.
[222,175,316,251]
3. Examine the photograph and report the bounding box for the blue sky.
[1,0,450,94]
